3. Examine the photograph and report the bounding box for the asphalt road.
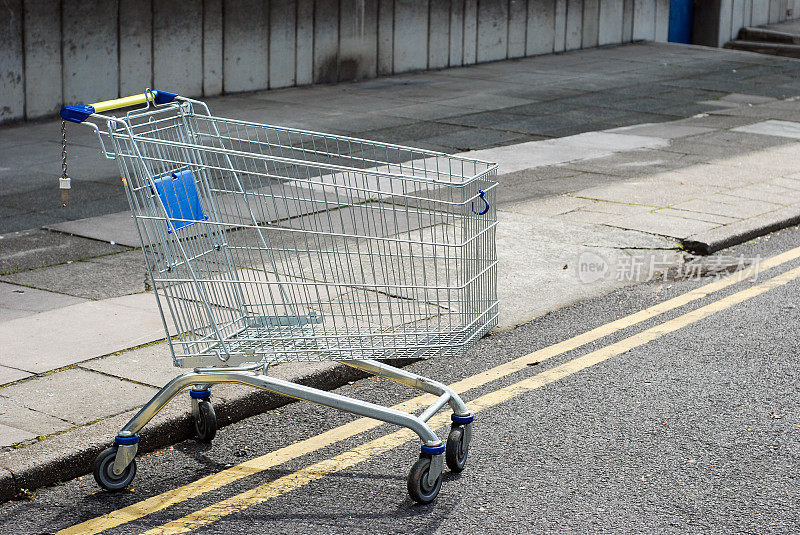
[2,228,800,534]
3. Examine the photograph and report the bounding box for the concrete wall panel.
[508,0,528,58]
[340,0,378,80]
[554,0,568,52]
[743,0,753,26]
[153,0,203,97]
[270,0,296,88]
[224,0,269,92]
[632,0,655,40]
[463,0,478,64]
[314,0,339,82]
[565,0,583,49]
[622,0,634,40]
[393,0,429,72]
[582,0,600,48]
[62,1,119,105]
[449,0,465,66]
[752,0,770,25]
[599,0,624,45]
[203,0,223,95]
[119,0,152,97]
[654,0,669,41]
[731,0,745,40]
[477,0,509,61]
[296,0,314,85]
[429,0,451,68]
[0,0,24,121]
[527,0,556,55]
[769,0,782,22]
[24,0,62,118]
[378,0,394,74]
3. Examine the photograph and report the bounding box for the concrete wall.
[0,1,695,123]
[694,0,800,47]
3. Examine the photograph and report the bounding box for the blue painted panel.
[668,0,694,43]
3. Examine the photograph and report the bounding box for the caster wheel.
[193,399,217,443]
[407,455,442,504]
[445,423,471,472]
[93,446,137,491]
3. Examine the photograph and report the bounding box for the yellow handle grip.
[92,93,152,112]
[61,90,178,123]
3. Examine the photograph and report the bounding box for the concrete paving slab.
[494,210,677,329]
[0,368,157,426]
[0,292,169,373]
[719,93,778,105]
[560,149,702,178]
[0,282,86,322]
[435,93,533,111]
[0,396,72,435]
[653,208,739,225]
[79,342,177,388]
[556,210,621,225]
[769,177,800,191]
[0,366,31,385]
[723,184,800,206]
[0,423,34,447]
[0,252,147,300]
[605,123,716,139]
[732,119,800,139]
[570,180,703,207]
[500,196,593,217]
[0,229,128,275]
[605,212,720,239]
[670,198,777,219]
[46,211,140,248]
[683,204,800,254]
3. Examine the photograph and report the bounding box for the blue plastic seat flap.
[151,168,208,232]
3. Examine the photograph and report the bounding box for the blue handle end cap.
[60,104,95,123]
[153,90,178,105]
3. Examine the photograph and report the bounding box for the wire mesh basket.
[102,97,498,368]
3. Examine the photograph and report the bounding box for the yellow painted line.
[144,263,800,535]
[57,245,800,535]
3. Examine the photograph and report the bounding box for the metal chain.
[59,119,71,207]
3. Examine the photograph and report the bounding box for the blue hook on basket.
[472,189,489,215]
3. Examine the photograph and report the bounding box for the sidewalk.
[3,41,800,500]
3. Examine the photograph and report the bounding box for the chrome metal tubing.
[419,393,451,423]
[341,359,471,417]
[118,370,443,446]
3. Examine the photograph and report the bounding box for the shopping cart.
[60,90,498,503]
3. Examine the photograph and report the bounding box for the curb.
[681,207,800,255]
[0,360,375,504]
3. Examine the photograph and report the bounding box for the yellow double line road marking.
[143,262,800,535]
[60,246,800,535]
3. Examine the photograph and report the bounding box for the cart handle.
[60,90,178,123]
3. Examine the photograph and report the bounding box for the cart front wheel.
[407,455,442,504]
[445,424,471,472]
[193,400,217,443]
[93,447,137,491]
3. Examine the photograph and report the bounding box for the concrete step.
[737,26,800,44]
[723,39,800,59]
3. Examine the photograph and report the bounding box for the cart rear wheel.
[407,455,442,504]
[193,400,217,443]
[445,424,471,472]
[93,446,137,491]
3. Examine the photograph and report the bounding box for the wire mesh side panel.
[110,104,497,367]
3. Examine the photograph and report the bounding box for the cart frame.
[61,90,497,503]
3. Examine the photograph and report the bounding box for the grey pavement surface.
[3,42,800,504]
[2,41,800,235]
[0,223,797,533]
